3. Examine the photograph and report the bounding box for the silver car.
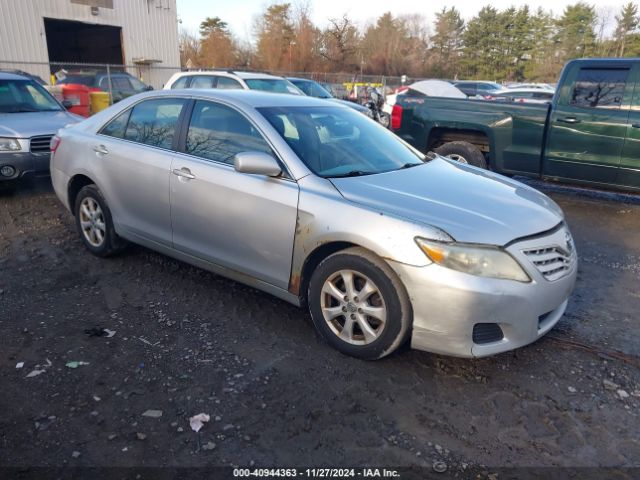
[50,90,577,359]
[0,72,81,187]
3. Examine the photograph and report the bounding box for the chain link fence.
[0,59,180,90]
[1,59,416,109]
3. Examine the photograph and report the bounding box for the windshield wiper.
[327,170,375,178]
[400,162,422,169]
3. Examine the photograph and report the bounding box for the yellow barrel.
[89,91,110,115]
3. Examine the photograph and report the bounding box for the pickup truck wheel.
[307,247,412,360]
[435,141,487,169]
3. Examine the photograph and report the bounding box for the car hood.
[0,110,82,138]
[329,98,369,113]
[330,157,564,246]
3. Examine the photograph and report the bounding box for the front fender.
[290,175,446,294]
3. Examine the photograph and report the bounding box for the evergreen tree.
[430,7,464,78]
[614,2,639,56]
[556,3,597,61]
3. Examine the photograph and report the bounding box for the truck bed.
[394,96,551,176]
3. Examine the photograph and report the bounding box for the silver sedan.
[50,90,577,359]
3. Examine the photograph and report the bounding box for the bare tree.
[320,14,361,72]
[179,28,201,68]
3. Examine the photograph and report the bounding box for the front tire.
[434,141,488,169]
[308,247,412,360]
[74,184,126,257]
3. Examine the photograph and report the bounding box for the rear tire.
[434,141,487,169]
[74,184,126,257]
[307,247,412,360]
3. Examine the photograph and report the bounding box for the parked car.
[164,70,304,95]
[50,89,576,359]
[286,77,371,116]
[56,71,152,102]
[0,71,81,190]
[492,88,555,104]
[392,58,640,191]
[506,83,555,91]
[2,69,47,85]
[453,80,503,98]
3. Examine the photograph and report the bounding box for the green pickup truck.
[391,58,640,191]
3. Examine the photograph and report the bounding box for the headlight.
[416,238,530,282]
[0,137,23,152]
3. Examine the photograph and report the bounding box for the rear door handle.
[557,116,580,124]
[93,145,109,155]
[172,167,195,180]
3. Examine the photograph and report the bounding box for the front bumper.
[0,152,51,182]
[389,225,577,358]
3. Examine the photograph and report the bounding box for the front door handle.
[172,167,196,180]
[93,145,109,155]
[557,116,580,124]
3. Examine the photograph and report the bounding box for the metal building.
[0,0,180,88]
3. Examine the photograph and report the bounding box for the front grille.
[30,135,53,154]
[472,323,504,345]
[523,246,572,281]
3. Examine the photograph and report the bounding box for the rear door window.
[190,76,216,89]
[185,100,271,164]
[112,76,134,92]
[216,77,243,90]
[123,98,187,149]
[570,68,629,109]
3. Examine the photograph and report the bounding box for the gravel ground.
[0,178,639,476]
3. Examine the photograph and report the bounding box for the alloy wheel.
[79,197,106,247]
[446,153,468,164]
[320,269,387,345]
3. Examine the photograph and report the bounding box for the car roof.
[133,88,347,109]
[176,70,285,80]
[0,71,31,80]
[455,80,500,86]
[286,77,314,83]
[65,71,129,76]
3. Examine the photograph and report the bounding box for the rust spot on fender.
[289,273,301,295]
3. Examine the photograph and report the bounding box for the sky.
[176,0,623,41]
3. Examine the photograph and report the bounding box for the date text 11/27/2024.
[233,468,401,478]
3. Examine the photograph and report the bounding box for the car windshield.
[259,106,425,178]
[0,79,62,113]
[291,80,333,99]
[479,83,502,91]
[245,79,303,95]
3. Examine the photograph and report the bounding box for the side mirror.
[234,151,282,177]
[61,99,73,109]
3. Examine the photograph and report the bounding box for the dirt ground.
[0,178,639,476]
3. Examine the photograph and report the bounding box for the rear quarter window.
[122,98,187,149]
[99,109,131,139]
[171,76,189,89]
